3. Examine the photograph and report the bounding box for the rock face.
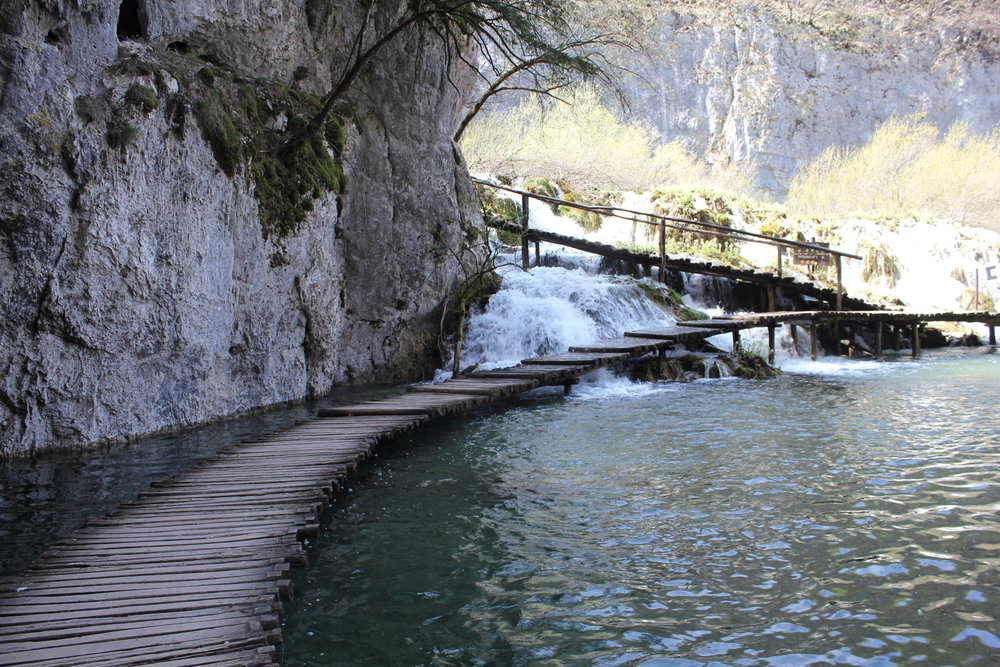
[629,9,1000,198]
[0,0,481,455]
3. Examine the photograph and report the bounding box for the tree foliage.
[293,0,639,150]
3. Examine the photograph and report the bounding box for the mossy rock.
[193,90,240,177]
[125,83,159,113]
[558,191,603,232]
[677,354,706,372]
[525,177,559,214]
[253,116,346,237]
[630,357,685,382]
[106,123,139,149]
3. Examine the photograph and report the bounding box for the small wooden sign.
[792,242,831,267]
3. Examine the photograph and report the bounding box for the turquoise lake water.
[279,350,1000,666]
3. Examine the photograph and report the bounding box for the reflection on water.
[0,385,396,577]
[282,349,1000,666]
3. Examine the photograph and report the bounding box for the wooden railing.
[473,178,862,310]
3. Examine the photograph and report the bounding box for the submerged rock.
[628,351,779,383]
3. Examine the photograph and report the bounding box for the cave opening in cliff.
[116,0,146,40]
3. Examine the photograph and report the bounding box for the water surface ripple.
[283,351,1000,666]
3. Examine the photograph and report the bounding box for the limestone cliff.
[629,8,1000,198]
[0,0,481,455]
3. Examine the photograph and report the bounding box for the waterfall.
[444,266,675,375]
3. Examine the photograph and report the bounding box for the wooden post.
[974,269,980,311]
[777,246,784,278]
[874,321,883,358]
[535,240,540,265]
[658,220,667,284]
[520,193,530,270]
[767,284,777,313]
[892,325,900,351]
[835,255,843,311]
[810,321,818,361]
[732,329,741,353]
[911,322,921,358]
[767,325,776,365]
[789,323,799,347]
[643,264,651,278]
[989,325,996,346]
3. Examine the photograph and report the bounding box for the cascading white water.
[444,266,675,375]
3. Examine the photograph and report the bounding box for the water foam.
[444,266,675,376]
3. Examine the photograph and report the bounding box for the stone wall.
[0,0,481,454]
[629,9,1000,197]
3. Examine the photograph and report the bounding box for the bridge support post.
[989,325,997,346]
[732,329,741,353]
[767,325,776,365]
[658,220,667,284]
[911,322,921,358]
[810,322,818,361]
[535,240,540,265]
[789,323,799,352]
[892,325,901,351]
[767,284,777,313]
[521,193,530,270]
[835,255,844,311]
[874,321,883,358]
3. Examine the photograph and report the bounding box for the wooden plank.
[0,591,271,618]
[625,325,722,341]
[521,352,628,366]
[318,392,488,417]
[568,337,668,354]
[407,377,539,397]
[0,606,259,642]
[3,561,283,590]
[470,364,587,384]
[0,620,269,667]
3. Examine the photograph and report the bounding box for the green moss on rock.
[125,83,159,114]
[193,90,241,177]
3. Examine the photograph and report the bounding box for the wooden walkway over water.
[1,311,997,665]
[497,223,873,311]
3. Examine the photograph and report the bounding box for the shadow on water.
[0,384,397,577]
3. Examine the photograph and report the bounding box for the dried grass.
[786,115,1000,232]
[460,86,753,194]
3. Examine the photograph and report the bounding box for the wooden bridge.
[1,309,997,665]
[475,178,865,312]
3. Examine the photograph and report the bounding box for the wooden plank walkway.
[1,310,995,665]
[489,222,875,311]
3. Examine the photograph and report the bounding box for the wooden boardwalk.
[488,221,874,311]
[1,311,996,665]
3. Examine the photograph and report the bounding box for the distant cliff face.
[629,9,1000,198]
[0,1,480,454]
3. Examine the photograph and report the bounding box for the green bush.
[125,83,159,113]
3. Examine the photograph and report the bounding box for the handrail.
[472,178,862,260]
[473,177,859,311]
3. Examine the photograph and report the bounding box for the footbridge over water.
[2,309,997,665]
[475,178,869,312]
[1,180,998,664]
